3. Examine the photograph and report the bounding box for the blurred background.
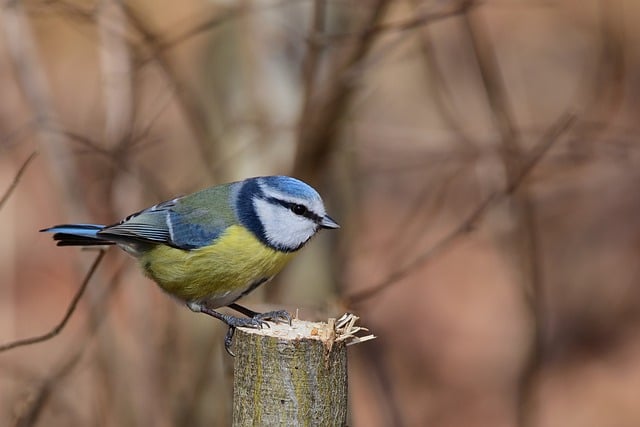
[1,0,640,425]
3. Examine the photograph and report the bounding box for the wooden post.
[232,318,348,426]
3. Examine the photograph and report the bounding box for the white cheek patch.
[253,198,317,250]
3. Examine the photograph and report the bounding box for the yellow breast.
[138,225,296,305]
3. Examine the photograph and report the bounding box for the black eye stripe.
[264,197,322,222]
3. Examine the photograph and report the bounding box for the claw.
[224,327,236,356]
[191,303,292,356]
[253,309,292,326]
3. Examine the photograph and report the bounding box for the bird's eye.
[291,204,307,215]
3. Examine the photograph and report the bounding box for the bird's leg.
[187,302,271,356]
[228,303,292,326]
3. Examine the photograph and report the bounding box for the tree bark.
[232,319,347,426]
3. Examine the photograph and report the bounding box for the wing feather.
[98,184,238,250]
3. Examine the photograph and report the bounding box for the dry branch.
[0,250,106,353]
[0,152,37,211]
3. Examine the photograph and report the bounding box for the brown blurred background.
[1,0,640,426]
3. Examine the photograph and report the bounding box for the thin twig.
[307,2,475,136]
[14,349,84,427]
[13,260,126,427]
[40,123,167,200]
[293,0,392,182]
[98,0,134,147]
[506,113,576,194]
[411,0,476,147]
[298,0,327,127]
[148,0,302,58]
[0,151,37,211]
[313,1,478,43]
[2,0,87,219]
[345,113,575,305]
[345,193,496,305]
[0,249,106,353]
[121,2,224,181]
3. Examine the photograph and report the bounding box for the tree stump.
[232,318,348,427]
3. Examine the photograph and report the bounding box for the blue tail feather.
[40,224,115,246]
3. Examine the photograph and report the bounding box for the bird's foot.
[188,302,292,356]
[221,310,292,356]
[251,309,292,326]
[215,313,270,357]
[222,312,271,329]
[227,303,292,326]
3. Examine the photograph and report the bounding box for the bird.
[41,175,339,354]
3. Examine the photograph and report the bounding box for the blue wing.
[99,185,237,250]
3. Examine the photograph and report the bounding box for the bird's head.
[236,176,339,252]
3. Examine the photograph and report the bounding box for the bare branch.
[314,1,478,43]
[411,0,477,147]
[0,249,106,353]
[345,193,495,305]
[506,113,576,194]
[2,0,88,218]
[14,350,83,427]
[0,151,37,211]
[121,3,225,180]
[298,0,327,126]
[293,0,392,183]
[345,113,576,305]
[98,0,134,147]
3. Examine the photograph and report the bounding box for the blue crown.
[260,176,320,200]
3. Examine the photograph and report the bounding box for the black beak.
[320,215,340,229]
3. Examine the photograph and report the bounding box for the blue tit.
[41,175,339,353]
